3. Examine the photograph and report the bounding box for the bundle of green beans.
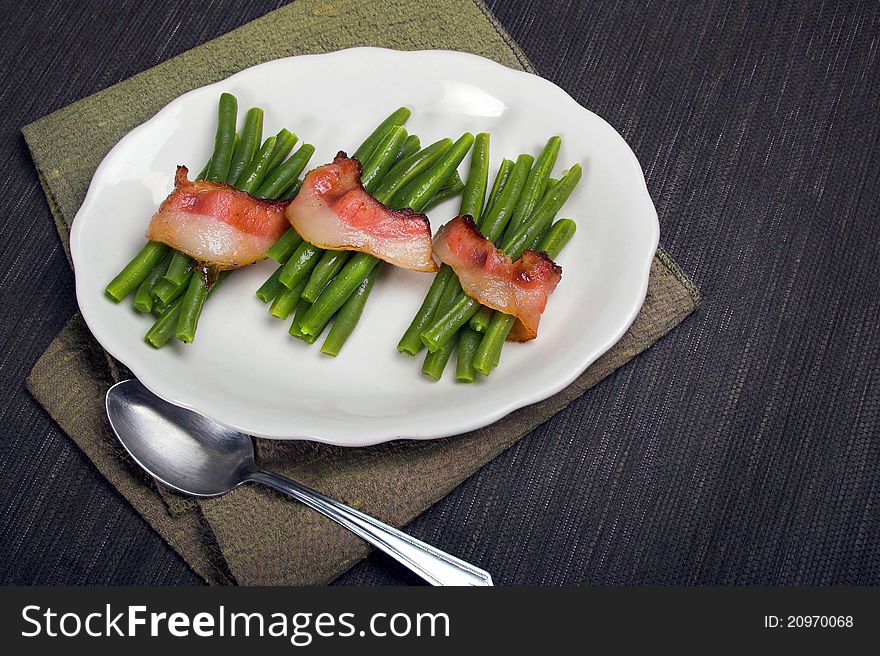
[314,138,468,354]
[418,132,491,380]
[104,92,315,347]
[397,135,582,381]
[265,123,413,322]
[298,132,474,350]
[469,217,577,376]
[257,107,473,356]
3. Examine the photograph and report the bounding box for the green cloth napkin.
[24,0,700,585]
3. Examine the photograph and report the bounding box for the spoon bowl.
[107,379,253,496]
[105,379,492,586]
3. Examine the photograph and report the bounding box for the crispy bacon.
[145,166,291,270]
[433,216,562,341]
[285,153,437,272]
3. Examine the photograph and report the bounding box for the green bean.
[396,266,456,356]
[301,250,351,302]
[498,164,582,258]
[266,229,303,263]
[397,133,490,356]
[472,219,577,374]
[299,134,474,338]
[230,133,240,169]
[361,126,408,192]
[163,250,192,286]
[287,298,311,341]
[253,143,315,199]
[175,269,210,343]
[485,159,513,215]
[204,93,238,182]
[305,249,351,303]
[352,107,411,162]
[225,107,263,185]
[301,329,322,345]
[151,278,176,304]
[384,148,457,208]
[399,134,421,161]
[473,311,513,374]
[446,170,466,189]
[420,271,464,379]
[469,305,494,333]
[280,178,303,199]
[396,133,475,210]
[297,252,381,337]
[197,132,236,180]
[419,169,463,204]
[105,241,169,301]
[455,327,482,383]
[288,299,324,344]
[145,297,183,348]
[423,174,465,211]
[422,341,455,379]
[372,138,452,204]
[529,219,575,273]
[420,293,478,352]
[459,133,491,221]
[132,255,169,313]
[153,268,192,305]
[234,135,276,193]
[256,265,288,303]
[145,272,229,348]
[478,153,533,244]
[390,176,421,209]
[257,223,300,305]
[269,278,307,320]
[505,136,560,235]
[153,300,171,317]
[420,165,582,352]
[320,265,379,356]
[278,241,322,289]
[264,129,298,175]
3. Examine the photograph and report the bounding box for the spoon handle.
[247,468,492,586]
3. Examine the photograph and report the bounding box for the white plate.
[71,48,658,446]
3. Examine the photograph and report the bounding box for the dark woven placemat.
[23,0,699,584]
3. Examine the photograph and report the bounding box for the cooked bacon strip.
[285,152,436,272]
[433,216,562,341]
[145,166,291,270]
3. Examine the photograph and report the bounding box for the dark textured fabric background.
[1,0,878,585]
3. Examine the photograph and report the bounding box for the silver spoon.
[106,379,492,586]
